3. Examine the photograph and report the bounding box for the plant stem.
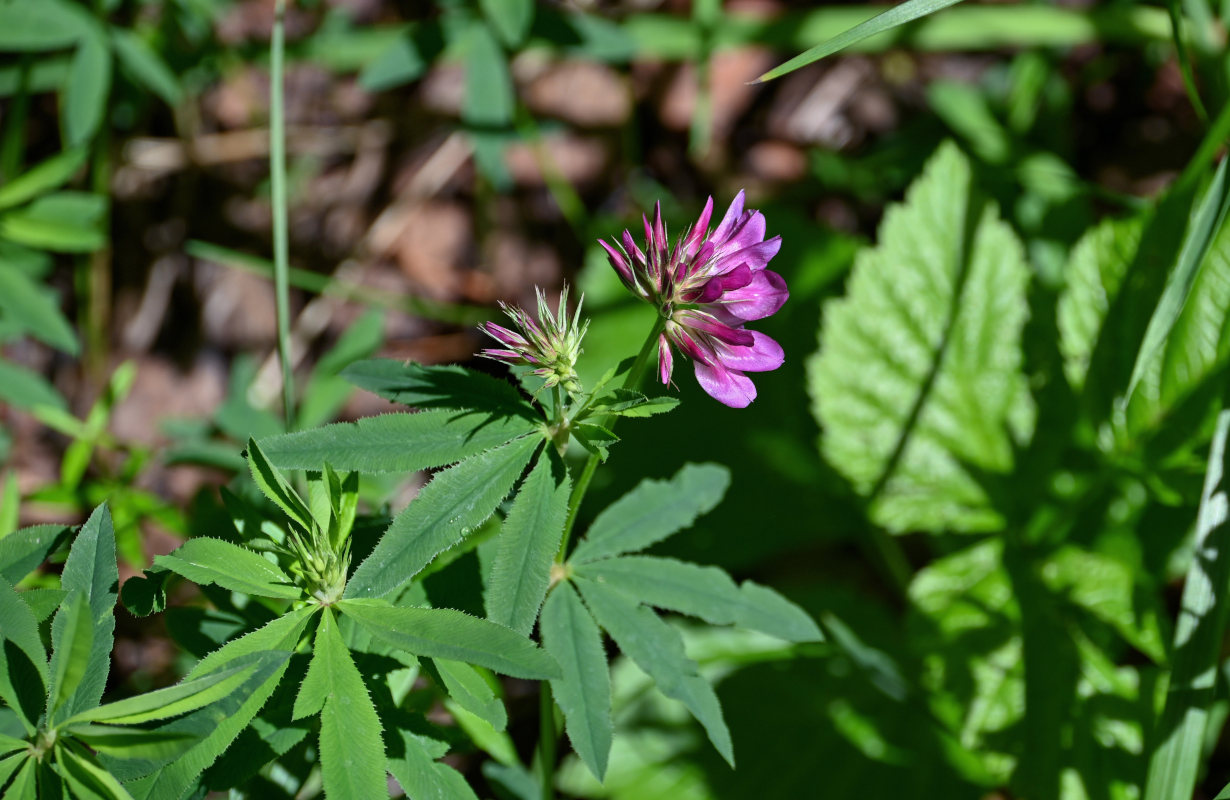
[557,316,666,561]
[270,0,295,431]
[538,683,557,800]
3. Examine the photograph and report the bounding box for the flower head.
[480,285,588,394]
[599,191,787,407]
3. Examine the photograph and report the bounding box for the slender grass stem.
[538,683,557,800]
[270,0,295,431]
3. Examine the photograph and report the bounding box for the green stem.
[557,316,666,561]
[538,683,556,800]
[270,0,295,431]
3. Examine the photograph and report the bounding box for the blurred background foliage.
[2,0,1229,796]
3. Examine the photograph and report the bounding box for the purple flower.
[480,286,588,394]
[599,191,787,408]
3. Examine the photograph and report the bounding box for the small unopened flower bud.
[479,285,589,395]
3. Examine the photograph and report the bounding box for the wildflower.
[480,285,588,394]
[599,191,787,408]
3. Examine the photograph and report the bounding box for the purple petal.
[682,196,715,257]
[714,330,784,373]
[693,360,757,408]
[691,263,753,304]
[599,239,635,288]
[710,191,746,245]
[482,323,527,349]
[717,269,789,322]
[711,235,782,274]
[658,334,674,385]
[669,326,715,366]
[481,348,524,363]
[678,311,754,347]
[621,229,646,266]
[653,202,667,256]
[719,210,766,253]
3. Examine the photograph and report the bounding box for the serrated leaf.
[0,752,28,789]
[0,523,68,585]
[433,659,506,731]
[1144,410,1230,800]
[340,599,559,679]
[21,588,66,622]
[585,389,679,419]
[56,742,135,800]
[109,29,181,106]
[258,410,539,473]
[46,592,94,722]
[245,438,313,533]
[808,141,1033,534]
[0,575,48,733]
[574,576,733,766]
[0,265,78,353]
[572,423,617,462]
[388,729,480,800]
[5,757,36,800]
[66,725,197,768]
[486,449,570,635]
[341,359,534,418]
[154,538,300,600]
[575,556,822,643]
[570,463,730,564]
[63,26,111,145]
[0,147,86,211]
[53,504,117,720]
[346,435,539,599]
[540,583,611,782]
[309,609,388,800]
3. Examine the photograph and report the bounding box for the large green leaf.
[340,359,534,418]
[54,504,118,720]
[46,592,94,723]
[0,523,68,585]
[575,556,822,643]
[432,659,507,732]
[0,575,48,732]
[245,438,313,533]
[1144,411,1230,800]
[63,25,111,145]
[0,0,84,50]
[310,609,388,800]
[574,577,734,767]
[387,729,479,800]
[346,435,540,599]
[808,141,1033,534]
[56,742,135,800]
[154,538,301,600]
[569,463,730,564]
[540,583,611,782]
[486,448,570,635]
[258,410,539,473]
[340,599,559,680]
[0,265,78,354]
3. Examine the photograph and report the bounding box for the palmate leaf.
[339,599,559,680]
[341,359,535,418]
[257,410,540,473]
[346,435,540,599]
[485,448,570,635]
[540,583,612,782]
[154,538,301,600]
[569,464,730,564]
[1144,411,1230,800]
[808,141,1033,534]
[575,556,822,643]
[574,577,734,767]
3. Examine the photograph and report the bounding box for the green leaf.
[0,733,25,757]
[0,0,85,50]
[572,422,618,462]
[1126,157,1230,400]
[340,599,560,679]
[309,609,388,800]
[480,0,534,47]
[0,524,68,585]
[585,389,679,419]
[462,23,513,127]
[53,504,118,720]
[0,360,66,412]
[63,26,111,145]
[486,448,570,635]
[346,435,540,599]
[4,757,36,800]
[358,32,424,92]
[46,592,94,722]
[754,0,966,83]
[109,29,181,106]
[298,311,386,429]
[1144,410,1230,800]
[540,583,611,782]
[807,141,1033,534]
[387,729,480,800]
[0,576,48,733]
[575,556,822,643]
[257,410,539,474]
[433,659,507,732]
[0,147,87,211]
[1057,216,1144,392]
[56,741,138,800]
[119,570,166,618]
[0,752,28,790]
[66,725,197,768]
[570,463,730,564]
[245,438,313,532]
[574,576,733,766]
[0,209,102,252]
[65,657,271,726]
[21,588,66,622]
[341,359,534,418]
[154,538,301,600]
[0,266,78,353]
